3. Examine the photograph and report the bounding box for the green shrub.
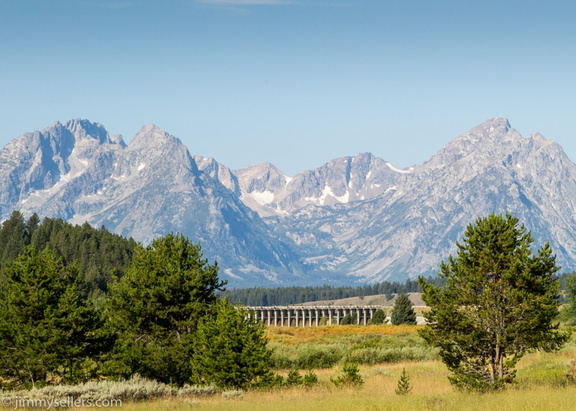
[269,343,345,369]
[303,370,319,387]
[331,363,364,388]
[369,309,387,325]
[286,369,303,386]
[269,333,438,369]
[340,312,358,325]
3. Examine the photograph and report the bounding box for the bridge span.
[246,305,382,327]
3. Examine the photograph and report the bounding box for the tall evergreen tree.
[419,213,568,391]
[105,233,226,385]
[0,211,28,263]
[0,247,108,388]
[390,294,417,325]
[191,299,272,389]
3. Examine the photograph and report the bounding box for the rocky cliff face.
[270,118,576,282]
[0,120,301,286]
[223,153,409,217]
[2,118,575,286]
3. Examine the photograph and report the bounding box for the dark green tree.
[369,308,387,325]
[340,311,358,325]
[0,210,28,263]
[390,294,417,325]
[105,233,225,385]
[191,299,272,389]
[0,247,108,388]
[419,213,568,391]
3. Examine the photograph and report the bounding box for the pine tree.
[191,299,272,389]
[106,233,226,385]
[419,213,568,391]
[390,294,417,325]
[0,210,28,264]
[369,308,387,325]
[395,368,412,395]
[0,247,108,388]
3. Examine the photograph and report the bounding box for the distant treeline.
[223,272,575,306]
[0,210,137,298]
[221,277,447,306]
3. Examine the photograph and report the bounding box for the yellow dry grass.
[100,360,576,411]
[266,324,421,344]
[68,326,576,410]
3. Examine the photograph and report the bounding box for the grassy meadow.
[62,324,576,410]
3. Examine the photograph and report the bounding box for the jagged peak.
[462,118,513,139]
[479,117,511,131]
[235,162,289,178]
[450,118,520,146]
[36,119,117,148]
[353,152,377,162]
[66,119,111,144]
[128,124,182,150]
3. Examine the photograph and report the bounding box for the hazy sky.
[1,0,576,175]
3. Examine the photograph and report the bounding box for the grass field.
[16,325,576,410]
[106,359,576,411]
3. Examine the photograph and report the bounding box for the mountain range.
[1,118,575,287]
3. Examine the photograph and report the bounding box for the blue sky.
[1,0,576,175]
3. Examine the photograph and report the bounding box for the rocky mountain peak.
[64,119,112,145]
[235,162,290,193]
[477,117,511,134]
[417,119,524,176]
[128,125,180,151]
[194,155,240,195]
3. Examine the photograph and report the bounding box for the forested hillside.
[0,211,138,297]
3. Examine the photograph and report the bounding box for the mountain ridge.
[1,117,575,287]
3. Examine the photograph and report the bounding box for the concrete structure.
[246,305,382,327]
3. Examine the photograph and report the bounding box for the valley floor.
[11,325,576,410]
[94,361,576,411]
